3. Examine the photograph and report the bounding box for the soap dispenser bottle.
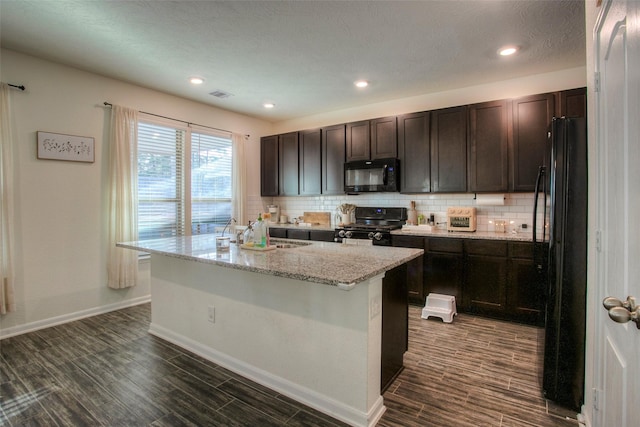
[253,213,266,247]
[243,221,254,244]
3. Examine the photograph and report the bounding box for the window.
[137,119,232,240]
[190,131,233,234]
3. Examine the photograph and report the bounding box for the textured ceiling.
[0,0,586,122]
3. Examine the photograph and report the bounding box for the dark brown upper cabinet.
[261,88,585,196]
[299,129,322,196]
[559,87,587,118]
[398,112,430,193]
[468,100,510,192]
[278,131,299,196]
[346,120,370,161]
[510,93,555,192]
[260,135,279,196]
[346,116,397,161]
[430,106,468,192]
[322,124,346,195]
[370,116,398,159]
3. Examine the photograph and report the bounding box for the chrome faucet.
[221,217,237,237]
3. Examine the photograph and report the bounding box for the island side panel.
[148,254,384,427]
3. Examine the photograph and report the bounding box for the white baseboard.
[149,322,385,427]
[0,296,151,339]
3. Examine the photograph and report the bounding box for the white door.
[593,0,640,426]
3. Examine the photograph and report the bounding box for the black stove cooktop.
[335,206,407,245]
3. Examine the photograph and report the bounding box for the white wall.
[0,49,273,335]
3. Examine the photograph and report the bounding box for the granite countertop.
[117,235,423,289]
[392,226,537,242]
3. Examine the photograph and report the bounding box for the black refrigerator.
[533,117,587,411]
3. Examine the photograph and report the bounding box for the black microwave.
[344,158,400,193]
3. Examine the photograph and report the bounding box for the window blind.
[191,131,233,235]
[136,120,233,240]
[137,121,185,240]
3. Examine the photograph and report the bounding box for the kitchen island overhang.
[118,236,422,427]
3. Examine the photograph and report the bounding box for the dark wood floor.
[0,303,580,426]
[380,307,580,427]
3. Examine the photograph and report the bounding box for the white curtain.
[232,133,246,225]
[107,105,139,289]
[0,83,16,314]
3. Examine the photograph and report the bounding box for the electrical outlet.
[208,306,215,323]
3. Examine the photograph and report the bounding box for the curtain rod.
[8,83,26,91]
[103,102,249,138]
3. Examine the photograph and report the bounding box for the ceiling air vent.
[209,90,233,99]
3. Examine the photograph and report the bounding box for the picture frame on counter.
[37,131,95,163]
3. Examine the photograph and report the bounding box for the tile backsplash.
[249,192,548,238]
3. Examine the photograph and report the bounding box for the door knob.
[602,296,640,329]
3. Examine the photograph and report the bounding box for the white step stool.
[421,293,457,323]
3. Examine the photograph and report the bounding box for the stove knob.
[345,231,353,238]
[373,232,383,241]
[338,230,346,238]
[367,232,375,240]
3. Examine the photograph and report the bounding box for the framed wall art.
[37,131,95,163]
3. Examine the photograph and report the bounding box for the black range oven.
[334,207,407,246]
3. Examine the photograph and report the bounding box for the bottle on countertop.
[243,221,254,245]
[253,213,266,247]
[407,201,418,226]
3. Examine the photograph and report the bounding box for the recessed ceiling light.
[498,46,518,56]
[355,80,369,88]
[189,77,205,85]
[263,103,275,109]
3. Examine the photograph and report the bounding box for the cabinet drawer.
[426,238,463,253]
[509,242,534,259]
[309,230,336,242]
[465,240,508,256]
[269,228,288,238]
[392,235,425,249]
[287,229,310,240]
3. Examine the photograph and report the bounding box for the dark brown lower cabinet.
[308,230,336,242]
[392,234,544,325]
[268,228,287,238]
[507,242,546,325]
[381,263,408,392]
[391,235,425,305]
[268,228,335,242]
[392,235,464,306]
[286,229,310,240]
[463,239,545,325]
[463,240,509,317]
[424,238,464,303]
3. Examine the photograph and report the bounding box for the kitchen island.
[118,235,422,427]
